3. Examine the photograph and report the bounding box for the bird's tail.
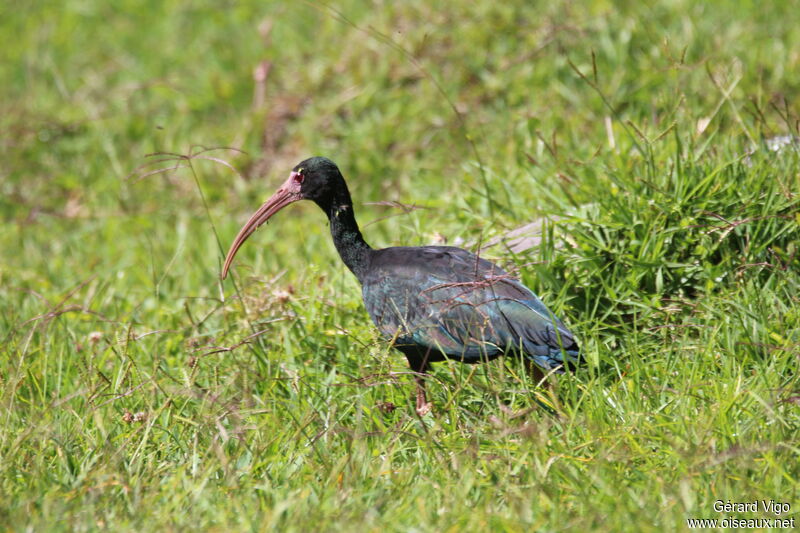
[523,326,582,373]
[527,348,581,373]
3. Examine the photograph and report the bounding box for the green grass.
[2,1,799,530]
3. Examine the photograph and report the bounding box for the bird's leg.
[405,352,432,416]
[528,363,546,385]
[414,370,431,416]
[525,360,554,390]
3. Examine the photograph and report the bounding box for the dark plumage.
[222,157,580,414]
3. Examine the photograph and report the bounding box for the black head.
[291,156,345,206]
[221,156,347,278]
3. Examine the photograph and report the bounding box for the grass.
[1,0,799,530]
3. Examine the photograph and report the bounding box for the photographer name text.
[713,499,790,515]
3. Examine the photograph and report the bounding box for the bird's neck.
[325,192,372,283]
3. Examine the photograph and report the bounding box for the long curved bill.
[221,173,303,279]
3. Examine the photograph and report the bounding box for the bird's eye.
[293,169,305,184]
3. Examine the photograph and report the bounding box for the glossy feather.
[362,246,579,371]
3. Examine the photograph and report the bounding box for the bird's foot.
[413,367,431,416]
[416,401,432,416]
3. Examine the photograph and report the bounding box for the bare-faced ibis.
[222,157,580,415]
